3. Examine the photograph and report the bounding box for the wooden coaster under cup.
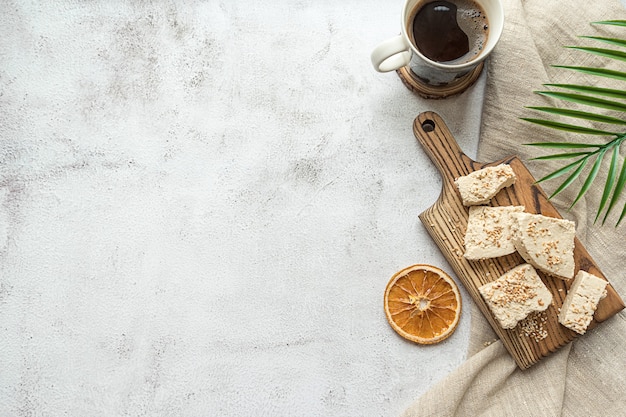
[396,62,484,99]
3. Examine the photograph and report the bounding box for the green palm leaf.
[524,22,626,226]
[593,20,626,27]
[525,142,603,149]
[566,46,626,62]
[579,36,626,48]
[534,91,626,113]
[549,158,589,199]
[542,84,626,100]
[536,157,587,183]
[552,65,626,82]
[521,118,617,135]
[526,106,626,125]
[603,157,626,224]
[570,149,606,208]
[597,145,620,223]
[531,151,591,161]
[618,200,626,225]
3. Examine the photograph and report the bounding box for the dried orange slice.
[384,264,461,344]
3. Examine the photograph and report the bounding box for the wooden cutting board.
[414,111,625,369]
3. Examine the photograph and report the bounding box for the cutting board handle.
[413,111,478,186]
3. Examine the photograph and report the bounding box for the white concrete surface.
[0,1,486,416]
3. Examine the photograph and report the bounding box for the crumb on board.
[520,312,548,342]
[483,339,498,347]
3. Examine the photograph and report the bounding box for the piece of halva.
[455,164,516,206]
[478,263,553,329]
[511,212,576,280]
[464,205,525,260]
[558,270,607,334]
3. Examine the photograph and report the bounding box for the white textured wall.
[0,1,485,415]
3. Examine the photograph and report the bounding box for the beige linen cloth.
[403,0,626,416]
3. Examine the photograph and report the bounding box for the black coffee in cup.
[409,0,489,64]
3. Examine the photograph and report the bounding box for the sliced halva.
[455,164,516,206]
[558,270,607,334]
[479,263,552,329]
[511,212,576,280]
[464,205,525,260]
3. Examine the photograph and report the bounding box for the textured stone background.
[0,1,486,415]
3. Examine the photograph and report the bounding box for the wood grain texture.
[396,63,484,99]
[414,111,625,369]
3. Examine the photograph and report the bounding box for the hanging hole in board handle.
[421,120,435,132]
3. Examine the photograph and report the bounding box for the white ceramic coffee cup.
[371,0,504,85]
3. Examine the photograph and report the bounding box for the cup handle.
[371,35,411,73]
